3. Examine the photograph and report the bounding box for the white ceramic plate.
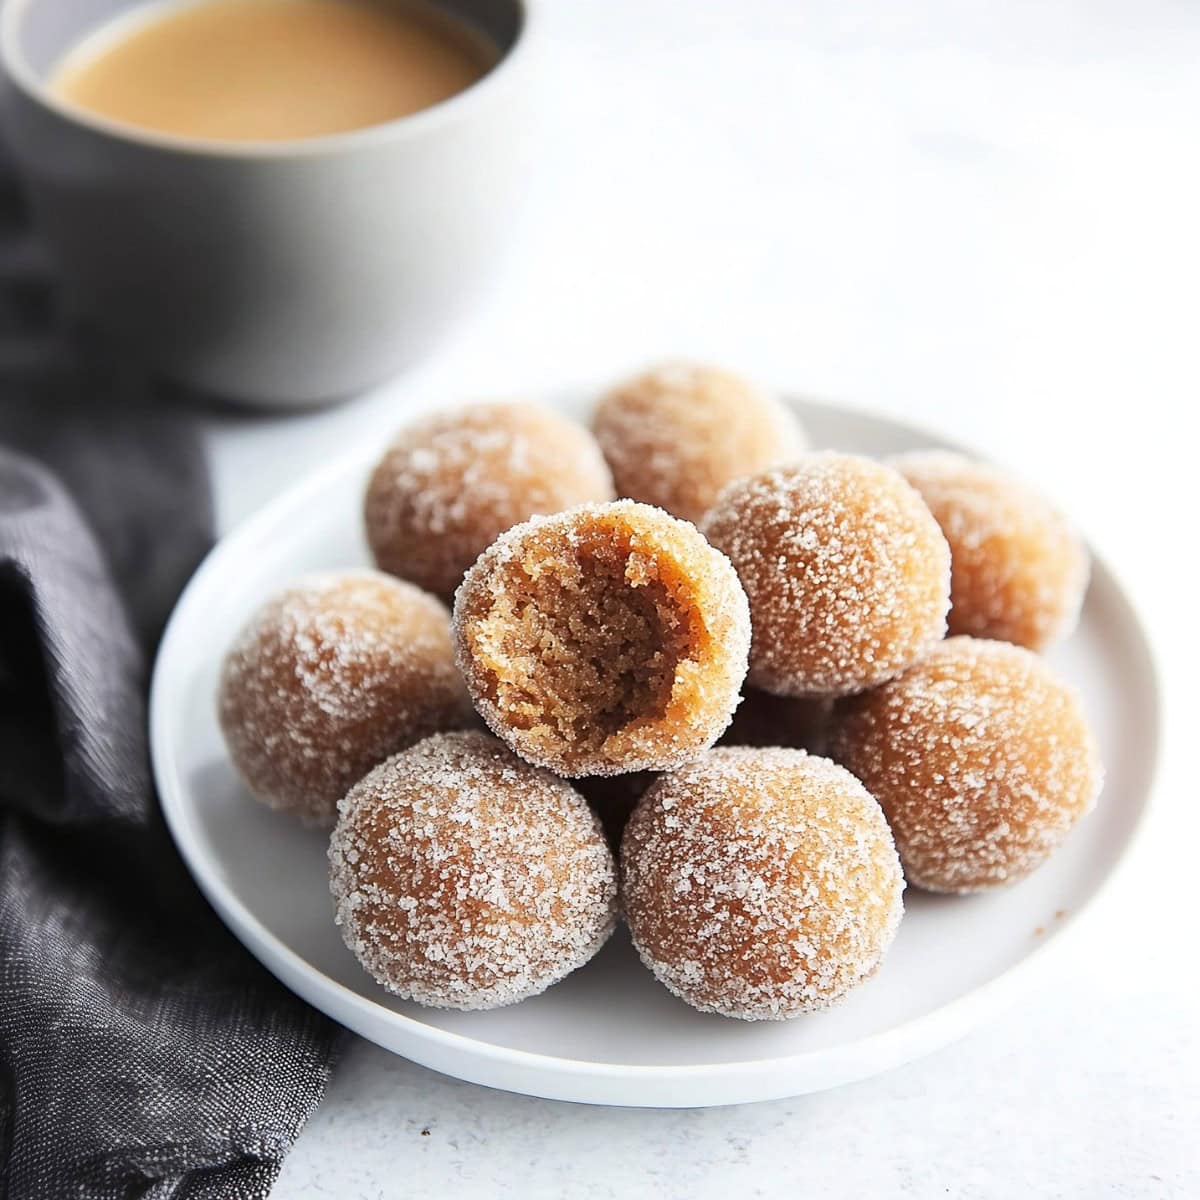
[150,396,1160,1108]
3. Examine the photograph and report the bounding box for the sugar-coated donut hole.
[218,570,473,827]
[365,401,615,602]
[328,731,618,1011]
[468,526,701,753]
[889,450,1089,651]
[621,747,904,1020]
[592,362,807,526]
[829,636,1103,893]
[454,501,751,776]
[703,452,951,698]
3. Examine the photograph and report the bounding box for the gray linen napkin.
[0,160,340,1199]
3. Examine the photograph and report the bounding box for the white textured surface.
[201,0,1197,1193]
[277,989,1196,1198]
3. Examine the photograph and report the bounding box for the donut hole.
[218,570,472,826]
[829,636,1102,892]
[329,731,618,1010]
[365,402,615,601]
[621,747,904,1019]
[592,362,806,526]
[464,527,704,763]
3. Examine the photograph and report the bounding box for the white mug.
[0,0,532,407]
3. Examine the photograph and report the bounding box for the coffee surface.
[50,0,497,142]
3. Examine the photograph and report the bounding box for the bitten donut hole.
[468,532,702,759]
[455,500,750,777]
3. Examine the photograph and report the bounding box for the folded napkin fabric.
[0,162,340,1200]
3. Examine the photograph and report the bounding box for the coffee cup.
[0,0,531,407]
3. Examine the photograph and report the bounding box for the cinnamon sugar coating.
[621,747,904,1020]
[329,731,617,1010]
[454,501,751,776]
[830,637,1103,893]
[703,453,951,697]
[592,362,806,525]
[218,570,472,827]
[890,451,1089,651]
[365,402,615,601]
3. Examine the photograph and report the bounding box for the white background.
[203,1,1198,1195]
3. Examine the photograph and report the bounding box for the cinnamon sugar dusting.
[453,501,751,776]
[890,450,1089,651]
[830,636,1103,893]
[592,362,807,526]
[621,747,904,1020]
[329,731,617,1010]
[703,453,950,698]
[218,570,473,827]
[365,402,615,601]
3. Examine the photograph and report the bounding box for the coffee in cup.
[51,0,500,143]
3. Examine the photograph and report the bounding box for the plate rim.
[149,395,1163,1103]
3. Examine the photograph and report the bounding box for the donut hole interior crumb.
[467,527,704,758]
